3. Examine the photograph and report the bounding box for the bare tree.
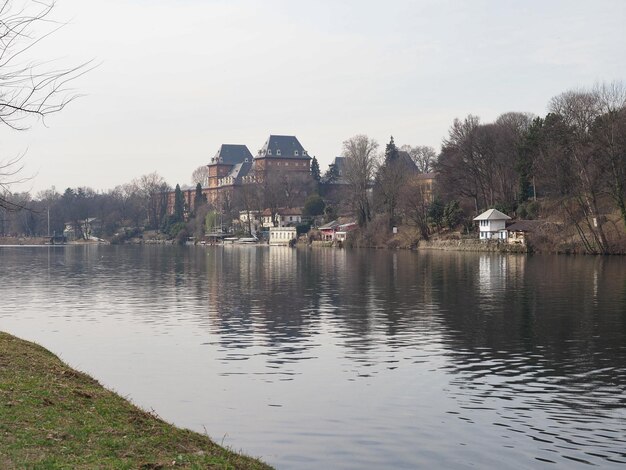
[399,176,431,240]
[0,0,91,210]
[548,89,609,252]
[191,165,210,187]
[0,154,27,210]
[400,145,437,173]
[375,137,408,227]
[342,135,379,226]
[592,81,626,229]
[136,172,170,229]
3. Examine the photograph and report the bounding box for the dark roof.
[210,144,253,165]
[256,135,310,159]
[507,220,544,232]
[225,161,253,180]
[333,156,347,176]
[397,151,419,172]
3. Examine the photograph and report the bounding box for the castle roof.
[257,135,309,159]
[210,144,253,165]
[225,161,253,180]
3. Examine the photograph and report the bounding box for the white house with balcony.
[473,209,511,240]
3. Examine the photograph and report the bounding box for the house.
[473,209,511,240]
[335,222,358,241]
[269,226,297,245]
[261,208,303,228]
[412,172,436,203]
[319,219,341,241]
[239,210,262,235]
[506,220,543,245]
[318,219,357,241]
[63,218,101,241]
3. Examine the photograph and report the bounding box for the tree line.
[0,173,170,239]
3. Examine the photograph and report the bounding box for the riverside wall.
[418,238,529,253]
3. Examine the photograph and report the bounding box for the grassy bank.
[0,332,272,469]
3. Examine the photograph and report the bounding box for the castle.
[167,135,312,214]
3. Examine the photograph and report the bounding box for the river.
[1,245,625,469]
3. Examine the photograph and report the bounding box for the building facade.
[166,135,312,215]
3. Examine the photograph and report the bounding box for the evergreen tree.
[324,163,339,183]
[173,184,185,222]
[303,194,325,216]
[194,182,206,210]
[384,136,399,163]
[310,156,321,184]
[516,117,542,203]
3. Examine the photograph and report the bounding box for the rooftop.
[210,144,253,165]
[473,209,511,221]
[257,135,309,159]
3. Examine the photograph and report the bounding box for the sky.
[3,0,626,194]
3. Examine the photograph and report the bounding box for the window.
[267,149,272,156]
[294,150,299,156]
[285,162,289,166]
[276,149,281,156]
[303,150,308,156]
[244,158,248,162]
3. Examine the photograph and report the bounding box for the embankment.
[0,331,271,469]
[418,238,529,253]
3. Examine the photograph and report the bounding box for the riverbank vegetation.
[0,332,271,469]
[2,82,625,253]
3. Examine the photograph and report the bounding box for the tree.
[173,184,184,222]
[342,135,379,227]
[376,136,414,227]
[592,81,626,229]
[310,156,321,185]
[136,173,170,229]
[324,163,339,183]
[191,166,210,187]
[443,200,462,230]
[194,182,206,211]
[0,0,90,210]
[400,145,437,173]
[303,194,325,217]
[399,177,431,239]
[384,136,399,163]
[547,89,609,252]
[435,113,532,214]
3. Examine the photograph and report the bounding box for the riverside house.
[473,209,511,241]
[261,208,303,228]
[269,226,297,245]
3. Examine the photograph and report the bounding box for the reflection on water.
[1,246,625,469]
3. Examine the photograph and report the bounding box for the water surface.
[1,246,625,469]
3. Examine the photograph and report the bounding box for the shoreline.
[0,331,272,469]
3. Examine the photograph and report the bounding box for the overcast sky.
[4,0,626,194]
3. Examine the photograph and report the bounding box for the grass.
[0,332,273,469]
